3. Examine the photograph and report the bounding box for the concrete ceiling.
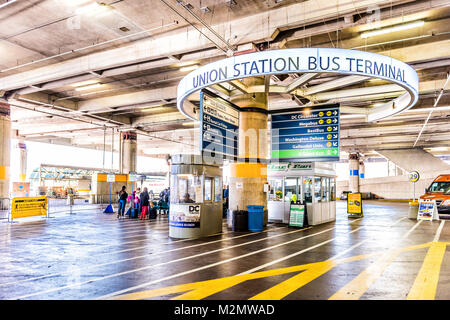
[0,0,449,160]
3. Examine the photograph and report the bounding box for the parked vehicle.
[420,174,450,214]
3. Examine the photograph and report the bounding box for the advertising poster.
[11,196,48,219]
[417,199,436,221]
[289,204,306,228]
[347,193,363,216]
[170,204,201,228]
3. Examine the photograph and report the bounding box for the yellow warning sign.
[11,196,48,219]
[347,193,363,216]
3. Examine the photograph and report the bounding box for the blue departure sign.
[200,91,239,160]
[271,106,340,162]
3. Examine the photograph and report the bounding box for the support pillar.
[228,76,268,226]
[120,131,137,174]
[359,160,365,180]
[0,102,11,210]
[17,141,27,182]
[349,153,360,193]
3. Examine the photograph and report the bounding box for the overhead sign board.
[271,106,340,162]
[128,174,138,182]
[11,196,48,220]
[106,174,115,183]
[200,91,239,160]
[177,48,419,122]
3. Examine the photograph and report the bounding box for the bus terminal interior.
[0,0,450,304]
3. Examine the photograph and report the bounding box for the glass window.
[170,174,202,204]
[204,177,212,201]
[284,178,297,203]
[330,178,336,201]
[429,181,450,193]
[321,177,330,202]
[269,179,283,201]
[214,177,222,202]
[314,177,322,202]
[303,177,313,203]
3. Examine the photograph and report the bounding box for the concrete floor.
[0,201,448,300]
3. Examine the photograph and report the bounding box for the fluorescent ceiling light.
[142,106,165,113]
[0,0,17,9]
[182,121,196,126]
[361,20,424,39]
[76,2,111,15]
[71,80,99,87]
[75,83,103,91]
[180,65,199,72]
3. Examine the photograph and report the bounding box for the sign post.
[347,193,363,218]
[104,174,115,213]
[271,105,340,162]
[408,171,420,201]
[418,199,439,221]
[289,204,307,228]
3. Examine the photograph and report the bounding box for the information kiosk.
[267,162,337,225]
[169,154,223,239]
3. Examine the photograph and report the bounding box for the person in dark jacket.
[118,186,128,219]
[139,187,150,220]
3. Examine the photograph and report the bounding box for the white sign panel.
[169,204,201,228]
[106,174,115,183]
[418,199,439,221]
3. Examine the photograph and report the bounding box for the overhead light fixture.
[0,0,17,9]
[76,2,112,16]
[200,6,211,13]
[180,65,199,72]
[182,121,196,126]
[361,20,424,39]
[75,83,103,91]
[71,79,99,87]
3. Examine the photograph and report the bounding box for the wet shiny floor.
[0,201,448,300]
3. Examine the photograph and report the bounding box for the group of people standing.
[117,186,157,220]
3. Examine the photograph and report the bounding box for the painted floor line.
[406,242,447,300]
[10,226,322,300]
[94,227,337,300]
[1,226,288,290]
[433,220,445,243]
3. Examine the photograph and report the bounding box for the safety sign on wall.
[106,174,115,183]
[347,193,363,217]
[417,199,439,221]
[271,105,340,162]
[200,90,239,160]
[11,196,48,220]
[289,204,306,228]
[169,204,201,228]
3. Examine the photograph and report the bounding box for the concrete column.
[349,153,360,193]
[359,160,365,180]
[0,102,11,210]
[229,76,268,224]
[17,141,27,182]
[121,131,137,174]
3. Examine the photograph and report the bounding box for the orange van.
[420,174,450,214]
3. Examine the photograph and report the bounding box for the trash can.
[89,194,95,204]
[247,205,264,232]
[232,210,248,232]
[408,201,419,219]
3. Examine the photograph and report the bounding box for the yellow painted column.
[0,102,11,210]
[229,76,268,224]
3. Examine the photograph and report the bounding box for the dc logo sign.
[189,205,200,212]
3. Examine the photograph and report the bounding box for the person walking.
[140,187,150,220]
[118,186,128,219]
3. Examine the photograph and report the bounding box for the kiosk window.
[214,177,222,202]
[303,177,313,203]
[322,177,330,202]
[284,178,297,202]
[204,177,212,201]
[269,179,283,201]
[171,174,201,204]
[314,177,322,202]
[330,178,336,201]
